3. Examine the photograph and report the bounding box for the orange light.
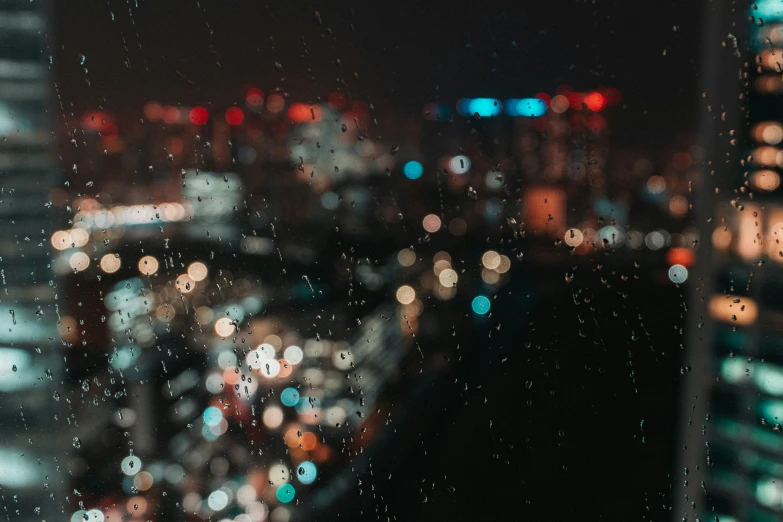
[666,248,695,267]
[584,92,606,112]
[523,186,566,235]
[143,102,162,122]
[162,106,180,124]
[288,103,322,122]
[302,432,317,451]
[708,294,758,326]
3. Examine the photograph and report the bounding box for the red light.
[328,92,347,111]
[189,106,209,126]
[555,84,573,96]
[246,88,264,107]
[350,100,368,114]
[584,92,606,112]
[602,87,622,106]
[568,92,585,111]
[81,111,109,131]
[585,114,606,133]
[225,107,244,126]
[534,92,551,106]
[666,248,695,267]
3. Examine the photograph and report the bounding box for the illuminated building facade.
[675,1,783,521]
[0,1,65,521]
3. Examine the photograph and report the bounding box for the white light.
[262,406,284,429]
[258,358,281,378]
[269,463,290,484]
[449,155,471,174]
[208,490,229,511]
[121,455,142,476]
[668,264,688,284]
[84,509,105,522]
[283,345,304,365]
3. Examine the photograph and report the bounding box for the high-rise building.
[0,1,64,521]
[675,1,783,521]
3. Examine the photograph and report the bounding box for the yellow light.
[195,306,214,325]
[433,284,457,301]
[564,228,584,247]
[262,406,284,429]
[137,255,159,275]
[187,261,208,281]
[751,146,783,168]
[708,294,758,326]
[69,252,90,272]
[433,251,452,265]
[156,305,175,322]
[396,285,416,305]
[99,254,121,273]
[438,268,458,287]
[397,249,416,267]
[496,255,511,274]
[752,170,781,192]
[70,228,90,248]
[482,250,501,270]
[175,274,195,293]
[735,205,763,260]
[481,268,501,285]
[433,259,452,276]
[214,317,235,337]
[51,230,72,250]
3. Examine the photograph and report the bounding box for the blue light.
[276,484,296,503]
[296,461,318,484]
[281,387,300,407]
[203,406,223,427]
[472,295,491,315]
[403,161,424,180]
[457,98,502,117]
[505,98,547,117]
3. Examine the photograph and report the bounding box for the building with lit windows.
[0,1,65,521]
[675,2,783,521]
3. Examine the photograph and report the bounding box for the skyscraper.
[675,1,783,521]
[0,0,64,521]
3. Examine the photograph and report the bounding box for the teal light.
[281,387,300,407]
[457,98,502,117]
[276,483,296,503]
[472,295,491,315]
[203,406,223,427]
[753,0,783,21]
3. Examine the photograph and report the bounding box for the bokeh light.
[396,285,416,305]
[471,295,491,315]
[403,161,424,180]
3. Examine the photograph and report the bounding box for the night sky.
[53,0,700,147]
